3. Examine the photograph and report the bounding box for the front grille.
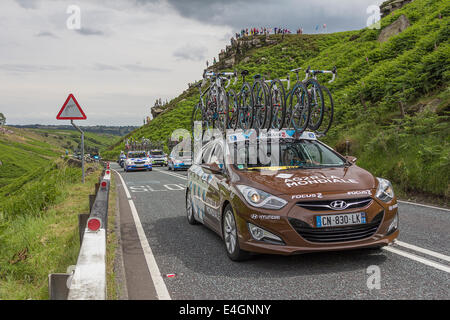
[134,161,145,165]
[296,197,372,211]
[288,211,384,243]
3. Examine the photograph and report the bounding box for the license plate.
[316,212,366,228]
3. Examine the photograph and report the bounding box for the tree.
[0,113,5,126]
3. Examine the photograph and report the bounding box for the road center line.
[394,240,450,263]
[383,246,450,273]
[114,170,171,300]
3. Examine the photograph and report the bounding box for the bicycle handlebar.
[303,66,337,83]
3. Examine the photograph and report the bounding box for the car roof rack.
[227,129,318,143]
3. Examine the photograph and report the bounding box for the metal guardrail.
[48,162,111,300]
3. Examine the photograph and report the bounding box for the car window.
[201,141,216,164]
[209,143,224,165]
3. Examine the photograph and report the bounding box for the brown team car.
[186,131,399,261]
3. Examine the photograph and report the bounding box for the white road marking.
[113,169,131,199]
[383,246,450,273]
[397,200,450,212]
[113,170,171,300]
[153,168,188,180]
[394,240,450,263]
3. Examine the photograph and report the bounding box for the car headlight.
[376,177,394,202]
[236,185,287,210]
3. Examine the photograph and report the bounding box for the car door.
[202,141,226,233]
[190,141,216,224]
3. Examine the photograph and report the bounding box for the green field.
[0,127,114,299]
[104,0,449,202]
[0,127,117,189]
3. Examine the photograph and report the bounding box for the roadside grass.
[106,173,118,300]
[0,162,101,300]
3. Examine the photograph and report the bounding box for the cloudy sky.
[0,0,382,126]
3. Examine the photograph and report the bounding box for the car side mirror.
[345,156,357,164]
[202,163,224,174]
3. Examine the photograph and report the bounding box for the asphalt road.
[112,163,449,300]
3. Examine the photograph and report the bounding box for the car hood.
[232,165,376,196]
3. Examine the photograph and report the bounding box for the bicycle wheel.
[227,89,238,129]
[305,78,325,131]
[315,85,334,136]
[215,87,228,134]
[191,103,203,135]
[268,79,286,130]
[289,82,310,133]
[237,82,254,130]
[251,80,269,129]
[284,90,293,129]
[204,88,216,132]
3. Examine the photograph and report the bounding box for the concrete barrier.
[49,163,111,300]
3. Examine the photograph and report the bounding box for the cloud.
[15,0,38,9]
[136,0,385,33]
[173,44,207,61]
[35,31,59,38]
[0,64,67,73]
[94,63,120,71]
[75,27,105,36]
[122,64,169,73]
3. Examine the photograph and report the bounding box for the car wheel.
[222,204,250,261]
[186,191,198,225]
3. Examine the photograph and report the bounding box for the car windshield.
[229,139,345,170]
[178,151,192,158]
[128,152,147,158]
[151,151,164,156]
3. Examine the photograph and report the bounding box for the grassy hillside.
[104,0,449,201]
[0,126,109,299]
[0,126,116,188]
[0,160,102,299]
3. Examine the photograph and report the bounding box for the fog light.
[387,213,399,234]
[248,223,283,243]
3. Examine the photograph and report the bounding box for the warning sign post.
[57,94,87,183]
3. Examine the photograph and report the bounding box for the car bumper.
[126,165,152,170]
[152,160,167,165]
[173,164,191,170]
[232,197,399,255]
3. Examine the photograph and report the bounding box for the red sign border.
[56,93,87,120]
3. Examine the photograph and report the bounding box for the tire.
[251,79,269,129]
[215,87,228,134]
[268,79,287,130]
[227,89,238,129]
[315,85,334,136]
[305,78,325,131]
[222,204,250,261]
[237,82,254,130]
[186,191,198,225]
[289,82,311,133]
[191,103,204,140]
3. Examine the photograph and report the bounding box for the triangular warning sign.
[56,94,87,120]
